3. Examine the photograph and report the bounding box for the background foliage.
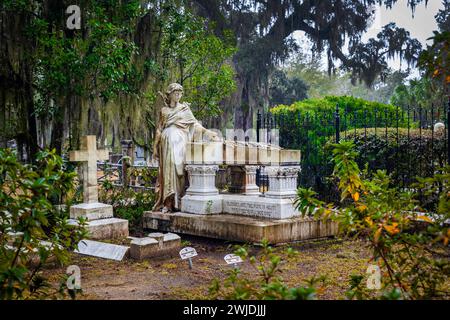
[99,167,156,235]
[0,148,86,299]
[0,0,237,159]
[295,142,450,300]
[209,241,325,300]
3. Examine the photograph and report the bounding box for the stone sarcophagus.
[181,140,301,219]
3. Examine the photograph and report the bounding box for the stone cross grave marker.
[69,135,109,204]
[67,135,129,240]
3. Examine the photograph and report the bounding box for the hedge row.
[309,128,448,205]
[272,95,403,114]
[335,128,448,184]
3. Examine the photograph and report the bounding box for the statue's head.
[165,83,183,106]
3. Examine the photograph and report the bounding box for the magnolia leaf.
[416,215,433,223]
[364,217,373,227]
[383,223,400,235]
[357,204,367,212]
[374,228,382,244]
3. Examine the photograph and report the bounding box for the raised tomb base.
[181,193,300,219]
[143,211,338,244]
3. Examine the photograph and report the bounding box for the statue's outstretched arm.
[193,122,221,142]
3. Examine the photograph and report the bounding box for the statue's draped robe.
[153,103,200,210]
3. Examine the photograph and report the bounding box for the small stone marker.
[224,253,243,268]
[75,239,129,261]
[179,247,198,269]
[129,237,158,260]
[434,122,445,133]
[129,233,180,260]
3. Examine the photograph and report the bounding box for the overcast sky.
[293,1,444,73]
[364,1,444,45]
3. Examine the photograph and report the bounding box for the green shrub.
[272,95,402,115]
[308,128,447,207]
[0,149,87,299]
[296,141,450,300]
[99,178,156,235]
[270,96,415,197]
[97,163,156,234]
[208,240,326,300]
[113,188,155,234]
[324,128,447,210]
[272,95,412,155]
[338,128,447,186]
[273,115,447,208]
[271,96,412,154]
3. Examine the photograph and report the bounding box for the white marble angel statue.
[152,83,221,213]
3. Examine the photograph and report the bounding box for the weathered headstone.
[148,232,164,248]
[134,145,146,165]
[75,239,129,261]
[68,135,129,240]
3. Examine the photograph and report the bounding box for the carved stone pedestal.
[181,165,222,214]
[229,165,260,195]
[68,218,129,240]
[222,194,300,219]
[265,166,301,199]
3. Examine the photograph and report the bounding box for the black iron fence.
[256,98,450,199]
[97,158,157,191]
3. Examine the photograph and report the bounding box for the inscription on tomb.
[223,200,278,218]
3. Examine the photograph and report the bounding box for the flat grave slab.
[75,239,129,261]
